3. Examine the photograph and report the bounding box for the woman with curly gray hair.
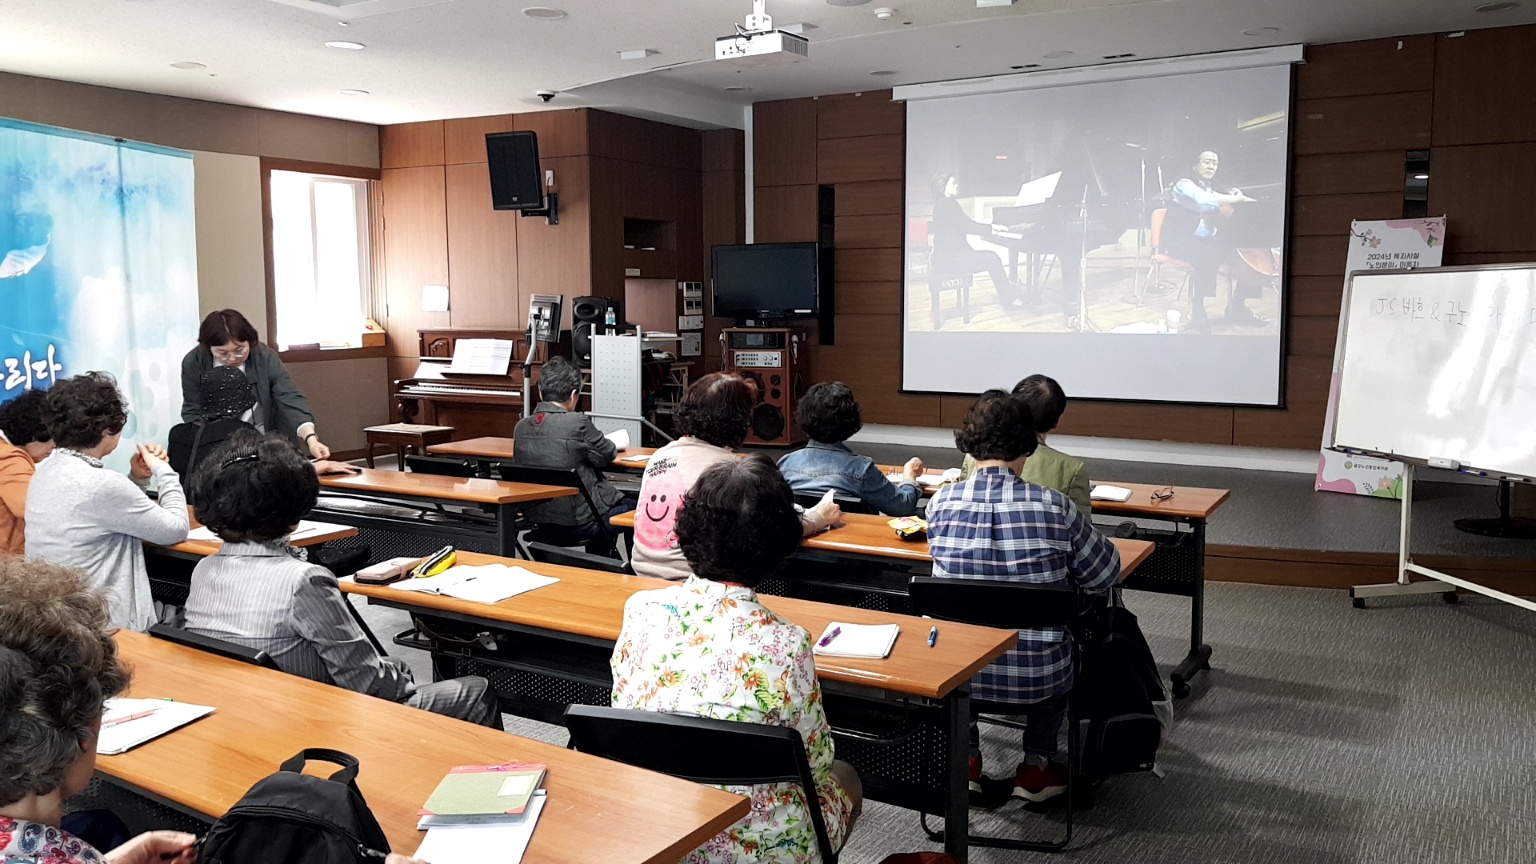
[0,558,196,864]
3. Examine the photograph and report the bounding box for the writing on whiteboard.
[1370,297,1535,328]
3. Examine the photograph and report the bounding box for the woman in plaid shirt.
[926,390,1121,803]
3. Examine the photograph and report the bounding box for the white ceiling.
[1,0,1532,129]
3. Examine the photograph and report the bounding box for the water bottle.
[604,306,616,336]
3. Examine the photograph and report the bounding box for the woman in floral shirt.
[611,455,862,864]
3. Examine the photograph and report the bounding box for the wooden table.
[101,631,748,863]
[362,422,457,469]
[427,436,656,474]
[343,554,1016,864]
[314,468,577,558]
[871,469,1231,697]
[160,519,358,558]
[610,510,1155,576]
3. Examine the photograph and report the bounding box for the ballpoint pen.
[927,626,938,648]
[818,626,842,648]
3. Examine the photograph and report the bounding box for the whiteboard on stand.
[1329,265,1536,481]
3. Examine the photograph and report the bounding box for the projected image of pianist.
[930,172,1025,310]
[1165,151,1263,331]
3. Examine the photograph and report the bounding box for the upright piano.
[393,328,550,440]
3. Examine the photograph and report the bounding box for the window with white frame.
[269,170,372,350]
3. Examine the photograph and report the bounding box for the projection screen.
[901,63,1293,406]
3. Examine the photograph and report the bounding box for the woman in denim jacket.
[777,382,925,516]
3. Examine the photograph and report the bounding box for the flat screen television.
[711,242,819,320]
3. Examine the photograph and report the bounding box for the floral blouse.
[611,577,854,864]
[0,817,105,864]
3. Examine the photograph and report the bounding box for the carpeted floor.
[354,578,1536,863]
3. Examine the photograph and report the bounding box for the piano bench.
[364,423,457,469]
[929,271,973,329]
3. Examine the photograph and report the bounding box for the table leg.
[364,443,376,469]
[495,503,518,558]
[1169,520,1212,698]
[944,688,970,864]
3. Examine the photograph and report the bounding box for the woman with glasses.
[23,372,189,632]
[179,309,333,459]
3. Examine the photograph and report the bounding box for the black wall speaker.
[486,131,544,210]
[571,295,619,368]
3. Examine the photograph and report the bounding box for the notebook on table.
[96,698,217,755]
[1090,484,1133,502]
[812,622,900,659]
[420,762,547,824]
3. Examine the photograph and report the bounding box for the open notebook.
[96,698,216,755]
[812,622,900,659]
[388,564,558,604]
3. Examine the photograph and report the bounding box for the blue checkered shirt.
[927,466,1120,704]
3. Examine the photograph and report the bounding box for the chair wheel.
[1352,597,1366,609]
[1172,680,1191,699]
[1442,592,1459,604]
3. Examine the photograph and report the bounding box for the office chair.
[405,454,479,478]
[526,541,631,575]
[907,577,1093,852]
[149,623,279,670]
[564,705,839,864]
[497,464,622,558]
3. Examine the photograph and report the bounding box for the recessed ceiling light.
[325,40,366,50]
[339,89,370,96]
[523,6,567,19]
[870,70,898,76]
[723,86,753,92]
[826,0,872,5]
[169,61,206,70]
[1413,173,1430,180]
[1242,26,1281,36]
[1475,2,1518,11]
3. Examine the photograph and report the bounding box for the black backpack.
[199,749,391,864]
[167,417,256,480]
[1077,606,1170,779]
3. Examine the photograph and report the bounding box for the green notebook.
[420,762,547,819]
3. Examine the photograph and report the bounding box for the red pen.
[103,709,158,728]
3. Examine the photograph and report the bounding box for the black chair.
[497,464,622,558]
[526,541,631,575]
[564,705,838,864]
[907,576,1094,852]
[148,623,279,670]
[405,454,479,477]
[793,490,879,516]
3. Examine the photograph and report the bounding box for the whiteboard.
[1330,266,1536,480]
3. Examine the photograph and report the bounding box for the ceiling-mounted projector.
[716,0,809,66]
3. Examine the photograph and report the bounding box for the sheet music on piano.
[447,339,514,376]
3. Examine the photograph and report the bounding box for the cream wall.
[2,71,387,453]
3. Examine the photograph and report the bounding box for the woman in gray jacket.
[179,309,332,459]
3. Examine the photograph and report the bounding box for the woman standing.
[179,309,332,459]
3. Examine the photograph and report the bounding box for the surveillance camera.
[536,90,557,103]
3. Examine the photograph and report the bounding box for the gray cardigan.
[180,342,315,442]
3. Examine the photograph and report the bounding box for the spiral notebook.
[812,622,899,659]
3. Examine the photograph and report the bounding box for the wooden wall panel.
[836,281,901,317]
[754,185,818,243]
[835,248,901,283]
[1291,152,1406,196]
[1432,26,1536,146]
[1288,316,1340,359]
[1296,36,1436,99]
[511,109,591,158]
[445,162,520,329]
[1290,192,1403,236]
[834,180,903,216]
[381,166,450,356]
[754,98,818,186]
[702,133,746,372]
[817,90,903,139]
[1293,92,1432,156]
[938,395,972,430]
[1055,402,1234,446]
[818,135,904,184]
[808,314,941,426]
[594,111,702,170]
[380,121,444,169]
[1232,355,1330,448]
[1289,275,1346,318]
[704,129,745,173]
[1426,143,1536,255]
[834,214,902,249]
[1289,234,1351,277]
[442,114,517,165]
[517,155,592,319]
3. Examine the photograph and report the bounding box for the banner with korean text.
[0,118,198,470]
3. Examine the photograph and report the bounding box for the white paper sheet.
[1089,484,1133,502]
[604,428,631,451]
[97,698,216,755]
[185,520,348,545]
[389,565,558,604]
[416,793,546,863]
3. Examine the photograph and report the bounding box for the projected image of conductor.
[1165,150,1265,331]
[930,172,1024,310]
